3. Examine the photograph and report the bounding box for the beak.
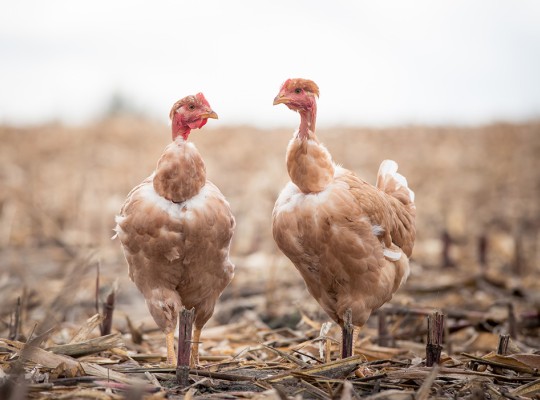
[273,94,290,105]
[200,110,218,119]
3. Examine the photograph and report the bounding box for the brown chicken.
[272,79,416,358]
[114,93,235,366]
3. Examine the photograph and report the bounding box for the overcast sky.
[2,0,540,127]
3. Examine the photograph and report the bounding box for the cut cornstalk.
[426,312,444,367]
[176,307,194,387]
[341,308,354,359]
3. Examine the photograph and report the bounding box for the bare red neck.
[171,113,191,141]
[298,99,317,140]
[172,127,191,141]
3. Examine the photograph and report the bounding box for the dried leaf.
[57,388,122,399]
[512,378,540,397]
[1,338,146,385]
[261,344,310,368]
[184,388,197,400]
[1,339,82,375]
[364,389,414,400]
[483,352,540,373]
[463,332,500,352]
[69,313,103,343]
[266,355,364,382]
[251,389,286,400]
[357,344,408,361]
[80,362,147,385]
[300,379,331,399]
[386,366,522,382]
[50,361,79,379]
[415,365,439,400]
[47,333,123,357]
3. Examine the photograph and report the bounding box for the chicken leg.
[166,332,177,366]
[325,337,332,363]
[352,326,360,355]
[191,327,201,367]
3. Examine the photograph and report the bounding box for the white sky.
[1,0,540,127]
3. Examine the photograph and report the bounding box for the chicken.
[272,79,416,358]
[114,93,235,366]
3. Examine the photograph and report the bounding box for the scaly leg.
[325,337,332,363]
[352,326,373,378]
[191,327,201,368]
[166,332,177,366]
[352,326,360,355]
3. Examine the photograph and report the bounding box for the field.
[0,119,539,399]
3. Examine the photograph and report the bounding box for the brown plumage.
[272,78,416,357]
[114,93,235,366]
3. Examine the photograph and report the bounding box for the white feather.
[378,159,398,177]
[383,248,402,261]
[136,180,216,221]
[378,159,415,203]
[371,224,385,237]
[275,176,349,215]
[112,215,126,239]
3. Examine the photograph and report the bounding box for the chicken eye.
[188,104,195,110]
[295,88,302,94]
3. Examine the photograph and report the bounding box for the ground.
[0,119,539,399]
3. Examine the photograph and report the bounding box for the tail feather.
[376,160,415,204]
[376,159,416,258]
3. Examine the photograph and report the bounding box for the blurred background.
[1,1,539,345]
[2,0,540,127]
